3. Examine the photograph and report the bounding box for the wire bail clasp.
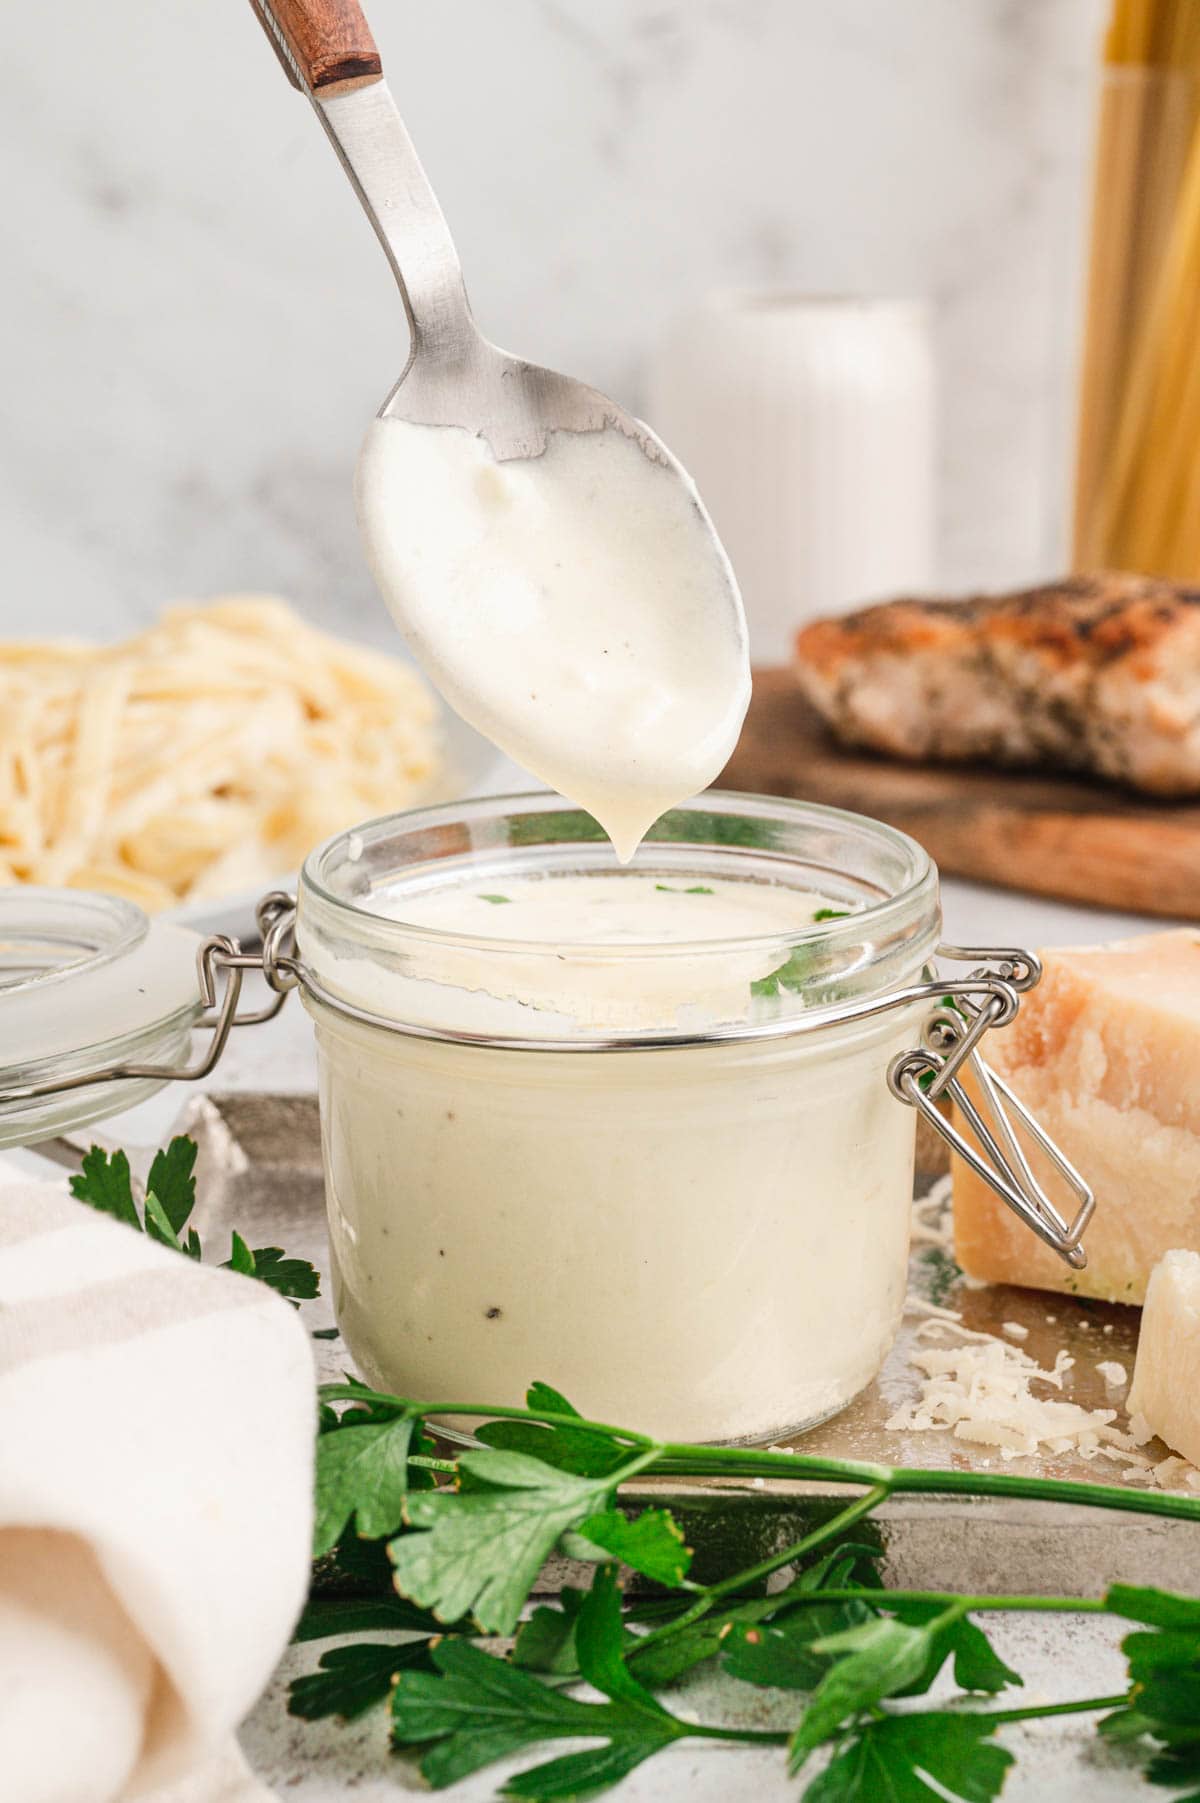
[888,945,1095,1269]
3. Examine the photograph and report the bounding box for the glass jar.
[0,890,202,1148]
[0,794,1093,1445]
[297,793,940,1444]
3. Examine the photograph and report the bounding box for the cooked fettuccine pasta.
[0,596,443,910]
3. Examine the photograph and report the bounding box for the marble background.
[3,0,1106,647]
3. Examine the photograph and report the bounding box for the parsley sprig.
[69,1136,319,1304]
[295,1379,1200,1799]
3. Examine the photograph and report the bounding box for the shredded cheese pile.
[895,1179,1200,1491]
[887,1314,1148,1466]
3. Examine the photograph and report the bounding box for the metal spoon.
[247,0,731,471]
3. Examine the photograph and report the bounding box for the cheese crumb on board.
[1097,1361,1127,1388]
[951,930,1200,1303]
[1127,1249,1200,1468]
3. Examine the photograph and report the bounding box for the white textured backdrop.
[2,0,1105,644]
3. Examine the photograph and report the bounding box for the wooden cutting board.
[720,667,1200,919]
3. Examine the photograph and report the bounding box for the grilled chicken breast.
[793,574,1200,796]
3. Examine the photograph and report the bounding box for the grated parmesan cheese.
[900,1171,1198,1489]
[886,1319,1154,1471]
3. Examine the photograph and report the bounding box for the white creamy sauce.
[356,419,750,860]
[309,867,916,1442]
[365,871,840,1035]
[386,872,830,946]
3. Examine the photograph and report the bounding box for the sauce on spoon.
[356,418,750,859]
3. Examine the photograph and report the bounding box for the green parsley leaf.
[391,1566,685,1796]
[145,1135,197,1235]
[803,1712,1012,1802]
[512,1588,588,1675]
[1132,1668,1200,1734]
[721,1550,879,1692]
[390,1450,621,1634]
[503,1742,672,1799]
[474,1385,630,1479]
[771,1543,882,1615]
[70,1137,319,1307]
[506,1565,686,1796]
[813,907,850,921]
[751,946,814,998]
[224,1230,257,1276]
[633,1542,880,1689]
[654,883,714,894]
[294,1593,446,1642]
[221,1236,319,1304]
[289,1638,434,1721]
[312,1326,340,1340]
[315,1411,418,1556]
[886,1598,1022,1696]
[1107,1585,1200,1630]
[143,1190,184,1253]
[1142,1742,1200,1793]
[303,1524,457,1632]
[1097,1707,1158,1745]
[478,893,512,904]
[472,1421,628,1478]
[724,1618,841,1692]
[574,1565,673,1713]
[246,1245,321,1301]
[789,1617,939,1769]
[1099,1581,1200,1764]
[1121,1628,1200,1680]
[513,1580,646,1679]
[526,1382,577,1416]
[70,1146,140,1229]
[390,1638,652,1793]
[575,1508,691,1587]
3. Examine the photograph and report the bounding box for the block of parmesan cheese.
[1128,1250,1200,1465]
[951,929,1200,1302]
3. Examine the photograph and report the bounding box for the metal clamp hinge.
[888,944,1095,1269]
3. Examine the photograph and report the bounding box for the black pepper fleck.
[485,1306,502,1320]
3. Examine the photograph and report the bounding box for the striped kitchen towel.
[0,1178,315,1803]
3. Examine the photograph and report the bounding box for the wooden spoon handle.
[249,0,382,94]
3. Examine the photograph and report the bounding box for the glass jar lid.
[0,890,203,1148]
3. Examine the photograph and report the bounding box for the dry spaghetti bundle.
[0,597,442,909]
[1074,0,1200,577]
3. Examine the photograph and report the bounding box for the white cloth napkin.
[0,1179,316,1803]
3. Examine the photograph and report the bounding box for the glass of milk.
[298,791,940,1444]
